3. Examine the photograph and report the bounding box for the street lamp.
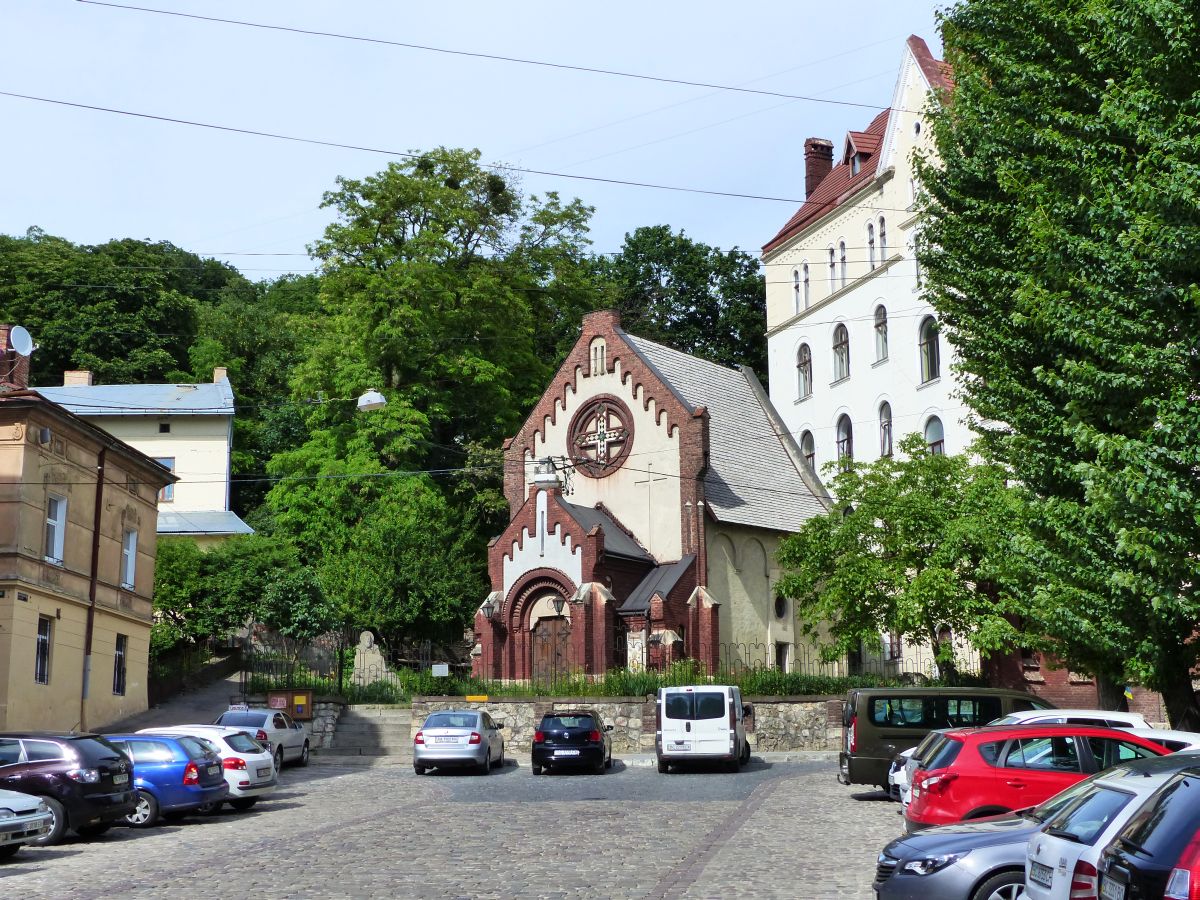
[481,598,495,620]
[552,596,566,616]
[356,389,387,412]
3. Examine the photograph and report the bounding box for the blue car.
[105,734,228,828]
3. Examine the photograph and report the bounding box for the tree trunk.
[1159,667,1200,731]
[1095,674,1129,712]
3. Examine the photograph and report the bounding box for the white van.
[655,685,752,773]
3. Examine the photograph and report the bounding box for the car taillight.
[1164,827,1200,900]
[918,770,958,793]
[183,762,199,785]
[469,732,482,745]
[1069,858,1098,900]
[255,729,268,742]
[588,730,601,742]
[223,757,247,770]
[65,767,100,783]
[534,731,545,743]
[728,700,736,731]
[850,715,857,753]
[414,731,425,745]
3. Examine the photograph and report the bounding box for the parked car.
[105,734,228,827]
[1124,727,1200,753]
[839,688,1054,791]
[1098,764,1200,900]
[891,729,952,806]
[0,732,135,844]
[656,685,751,773]
[0,788,53,860]
[987,708,1151,729]
[213,706,309,770]
[877,753,1200,900]
[1025,753,1200,899]
[137,725,277,810]
[532,709,613,775]
[905,724,1170,831]
[413,709,505,775]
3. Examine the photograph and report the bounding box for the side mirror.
[605,724,614,731]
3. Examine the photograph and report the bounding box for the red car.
[905,724,1170,831]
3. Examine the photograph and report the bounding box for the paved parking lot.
[0,758,906,898]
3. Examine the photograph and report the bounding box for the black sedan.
[531,709,613,775]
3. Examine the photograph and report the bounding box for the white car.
[213,706,310,770]
[1123,727,1200,753]
[1025,752,1200,899]
[0,788,52,860]
[138,725,277,811]
[988,708,1151,729]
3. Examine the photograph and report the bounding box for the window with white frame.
[802,262,810,308]
[121,529,138,590]
[832,324,850,381]
[874,305,888,361]
[796,344,813,399]
[800,431,815,468]
[589,337,607,376]
[113,633,128,695]
[879,402,893,457]
[828,246,836,288]
[878,217,887,259]
[35,616,52,684]
[925,416,945,455]
[154,457,175,502]
[867,222,876,270]
[839,241,847,288]
[836,415,854,470]
[919,316,941,382]
[44,494,66,564]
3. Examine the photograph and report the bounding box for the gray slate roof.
[621,554,696,613]
[623,334,827,532]
[36,380,235,416]
[560,501,651,562]
[158,509,253,536]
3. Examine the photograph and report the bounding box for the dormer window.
[851,154,861,175]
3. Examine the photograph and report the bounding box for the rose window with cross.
[568,397,633,477]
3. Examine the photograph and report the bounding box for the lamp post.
[356,389,387,412]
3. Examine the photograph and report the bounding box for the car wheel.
[478,753,492,775]
[657,759,669,774]
[299,741,310,767]
[594,756,606,775]
[531,763,542,776]
[497,745,505,769]
[274,747,284,772]
[740,740,751,765]
[605,753,613,770]
[29,797,66,846]
[0,843,20,860]
[126,790,160,828]
[74,823,111,838]
[228,797,259,811]
[969,870,1025,900]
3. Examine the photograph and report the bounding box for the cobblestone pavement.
[0,759,905,899]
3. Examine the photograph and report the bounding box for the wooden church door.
[532,616,571,683]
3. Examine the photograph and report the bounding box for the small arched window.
[878,217,887,259]
[874,305,888,361]
[832,324,850,381]
[879,402,893,457]
[792,269,801,315]
[919,316,941,382]
[800,431,815,468]
[796,344,813,399]
[828,246,836,287]
[836,415,853,470]
[867,222,876,270]
[589,337,607,376]
[925,415,945,455]
[802,262,810,308]
[839,240,848,288]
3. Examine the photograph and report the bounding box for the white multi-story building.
[762,36,965,476]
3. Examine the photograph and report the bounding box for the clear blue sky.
[1,1,943,279]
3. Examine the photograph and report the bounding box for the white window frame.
[801,262,810,308]
[44,494,66,564]
[867,223,876,270]
[874,305,888,361]
[838,240,848,288]
[832,324,850,382]
[121,529,138,590]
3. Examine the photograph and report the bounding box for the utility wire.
[76,1,915,114]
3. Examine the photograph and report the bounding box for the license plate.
[257,767,271,777]
[1100,876,1126,900]
[672,741,691,751]
[1029,861,1054,888]
[112,773,128,785]
[433,736,460,744]
[554,750,580,757]
[207,766,219,776]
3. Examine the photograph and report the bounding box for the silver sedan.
[413,710,504,775]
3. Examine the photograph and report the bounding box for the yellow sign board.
[464,695,489,702]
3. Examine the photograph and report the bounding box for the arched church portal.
[528,592,572,683]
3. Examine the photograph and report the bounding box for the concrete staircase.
[312,704,413,766]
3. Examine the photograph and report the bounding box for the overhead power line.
[76,0,913,114]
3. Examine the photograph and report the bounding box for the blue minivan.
[105,734,227,827]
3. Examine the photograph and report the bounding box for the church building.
[473,310,829,681]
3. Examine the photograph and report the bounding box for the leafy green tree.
[598,226,766,377]
[917,1,1200,724]
[260,568,340,667]
[775,436,1028,682]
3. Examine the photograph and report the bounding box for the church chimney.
[0,326,30,391]
[63,370,94,386]
[804,137,835,198]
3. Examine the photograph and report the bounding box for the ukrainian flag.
[1123,686,1135,701]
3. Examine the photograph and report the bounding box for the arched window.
[879,402,893,457]
[828,246,836,287]
[796,344,812,399]
[874,305,888,361]
[802,262,810,308]
[836,415,853,470]
[832,324,850,381]
[589,337,607,376]
[878,217,887,259]
[800,431,815,468]
[867,222,876,270]
[919,316,941,382]
[792,269,801,315]
[839,240,848,288]
[925,415,945,455]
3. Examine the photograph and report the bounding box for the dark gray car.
[875,754,1200,900]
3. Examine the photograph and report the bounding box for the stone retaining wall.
[411,695,843,753]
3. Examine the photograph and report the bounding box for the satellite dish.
[8,326,34,357]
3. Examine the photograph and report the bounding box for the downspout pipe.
[81,446,106,732]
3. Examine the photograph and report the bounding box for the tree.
[775,436,1028,681]
[597,226,767,377]
[917,1,1200,724]
[259,568,340,669]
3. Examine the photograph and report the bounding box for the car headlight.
[902,852,968,875]
[0,808,13,820]
[36,800,50,815]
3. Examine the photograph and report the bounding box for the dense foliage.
[917,1,1200,724]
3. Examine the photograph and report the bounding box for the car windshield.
[1044,786,1135,845]
[423,713,478,729]
[218,712,269,728]
[1027,776,1105,822]
[542,716,596,730]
